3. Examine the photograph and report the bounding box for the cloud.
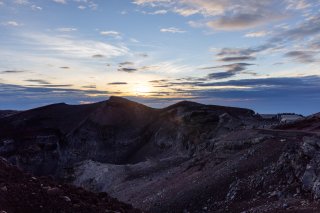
[134,0,289,31]
[36,84,73,87]
[56,28,77,32]
[286,0,311,10]
[149,9,168,15]
[119,61,134,66]
[146,75,320,114]
[133,0,171,5]
[0,83,109,110]
[82,85,96,89]
[2,21,20,27]
[160,27,186,33]
[245,31,269,38]
[207,13,284,30]
[149,79,168,83]
[209,13,320,66]
[53,0,66,4]
[1,70,26,74]
[25,79,51,84]
[14,0,29,5]
[197,76,317,87]
[137,53,148,58]
[92,54,105,58]
[118,68,138,73]
[108,82,128,85]
[274,15,320,41]
[215,44,274,62]
[207,71,237,79]
[21,33,129,59]
[218,56,256,62]
[100,31,121,38]
[74,0,98,10]
[116,61,172,73]
[284,51,318,63]
[202,63,255,79]
[31,5,42,10]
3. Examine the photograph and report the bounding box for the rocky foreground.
[0,97,320,212]
[0,157,141,213]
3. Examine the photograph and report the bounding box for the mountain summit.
[0,98,320,212]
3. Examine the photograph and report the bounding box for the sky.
[0,0,320,114]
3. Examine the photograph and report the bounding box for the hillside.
[0,97,320,212]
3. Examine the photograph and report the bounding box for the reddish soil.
[0,158,142,213]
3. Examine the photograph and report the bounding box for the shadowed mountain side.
[0,96,257,176]
[1,97,320,212]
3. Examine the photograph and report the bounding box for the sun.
[134,85,151,95]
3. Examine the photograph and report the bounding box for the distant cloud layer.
[2,75,319,114]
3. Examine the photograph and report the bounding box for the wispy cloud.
[56,27,77,32]
[92,54,104,58]
[134,0,290,31]
[202,63,255,79]
[118,67,138,73]
[31,5,42,10]
[1,70,26,74]
[119,61,134,66]
[1,21,21,27]
[218,56,256,62]
[160,27,186,33]
[207,13,285,31]
[149,9,167,15]
[53,0,66,4]
[245,31,269,38]
[25,79,51,84]
[100,31,122,39]
[284,51,318,63]
[14,0,29,5]
[108,82,128,85]
[21,32,129,59]
[60,66,70,69]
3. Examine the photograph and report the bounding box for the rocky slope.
[278,113,320,132]
[0,110,18,119]
[0,97,320,212]
[0,96,256,177]
[0,157,141,213]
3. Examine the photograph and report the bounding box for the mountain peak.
[108,96,131,103]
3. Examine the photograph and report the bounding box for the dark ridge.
[164,100,204,109]
[107,96,156,110]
